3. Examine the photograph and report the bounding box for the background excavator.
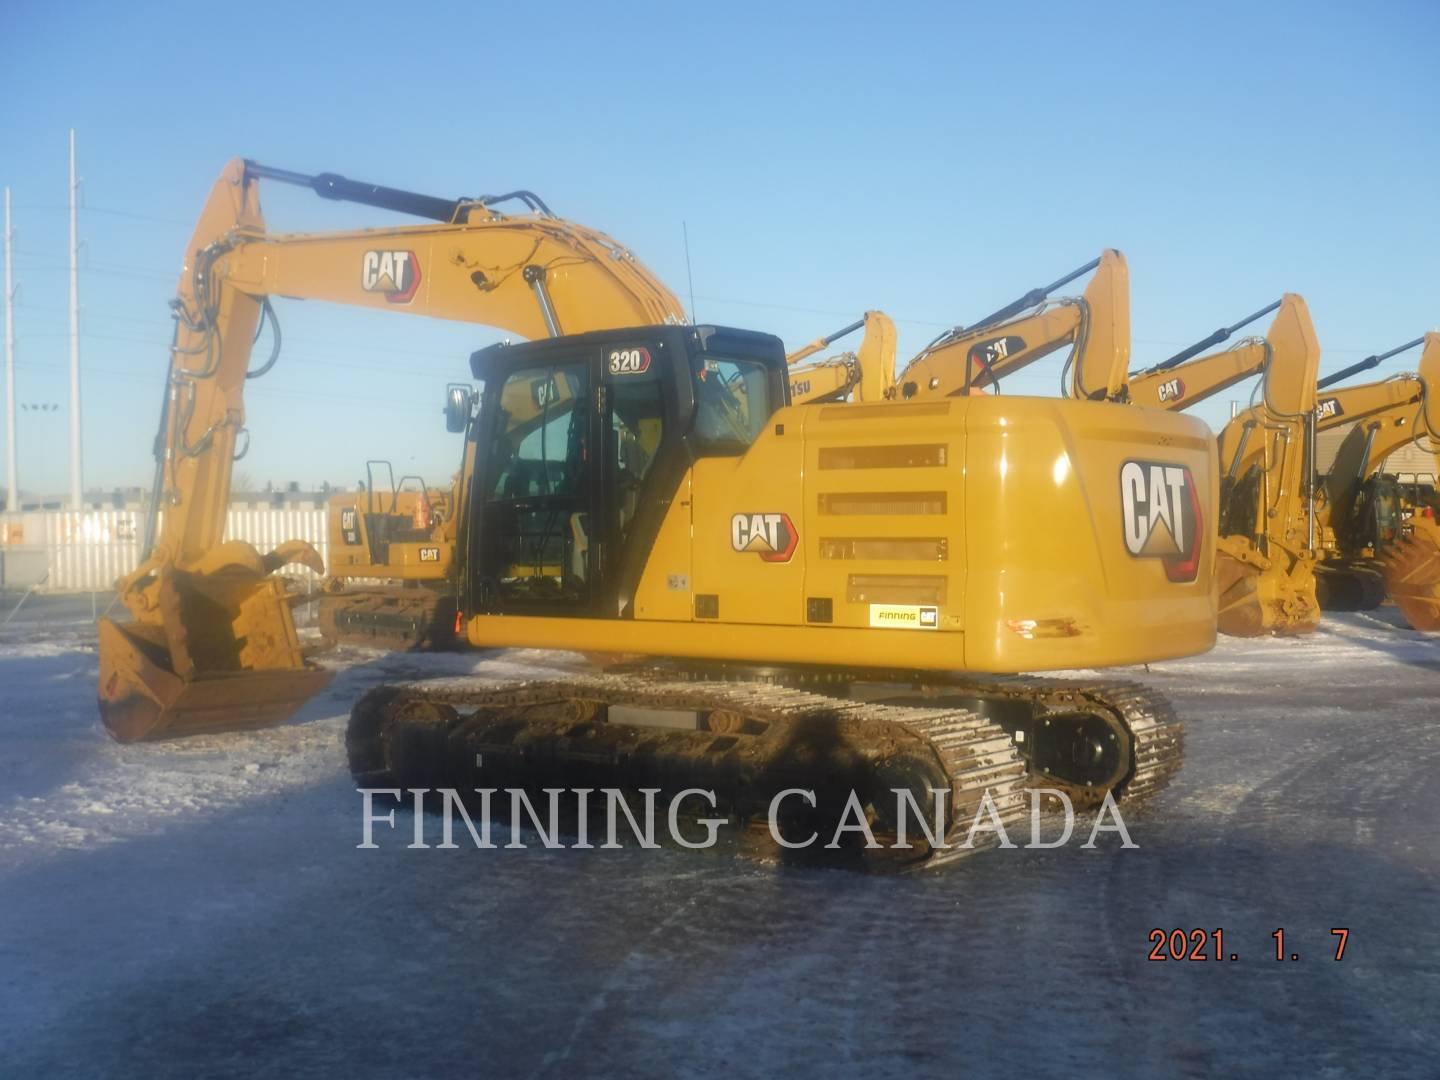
[1310,334,1440,628]
[319,460,464,649]
[98,162,1220,866]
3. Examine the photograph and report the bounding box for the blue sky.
[2,0,1437,496]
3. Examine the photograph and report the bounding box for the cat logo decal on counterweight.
[730,513,798,563]
[1120,460,1202,583]
[361,250,421,303]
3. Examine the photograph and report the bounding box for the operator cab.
[457,325,788,620]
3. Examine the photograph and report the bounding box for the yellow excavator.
[319,461,464,649]
[1310,334,1440,628]
[100,162,1219,865]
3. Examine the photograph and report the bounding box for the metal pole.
[3,188,16,513]
[68,129,83,510]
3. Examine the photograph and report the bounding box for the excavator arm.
[98,159,685,741]
[896,250,1130,401]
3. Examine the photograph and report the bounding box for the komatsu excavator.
[1310,334,1440,628]
[101,162,1219,867]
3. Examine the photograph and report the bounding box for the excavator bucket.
[97,564,332,742]
[1380,521,1440,632]
[1216,545,1321,637]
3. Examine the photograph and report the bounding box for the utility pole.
[4,187,16,513]
[68,129,83,510]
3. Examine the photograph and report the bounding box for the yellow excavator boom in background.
[1205,296,1324,636]
[1127,298,1285,410]
[98,159,686,741]
[897,250,1130,402]
[784,311,897,404]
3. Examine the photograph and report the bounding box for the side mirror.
[445,384,474,433]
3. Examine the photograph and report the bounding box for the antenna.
[682,221,697,325]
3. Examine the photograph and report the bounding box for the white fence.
[0,507,329,592]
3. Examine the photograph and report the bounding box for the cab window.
[693,356,773,452]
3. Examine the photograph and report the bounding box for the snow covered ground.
[1,594,1437,1078]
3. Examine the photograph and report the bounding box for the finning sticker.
[361,250,421,303]
[1120,460,1202,583]
[869,604,939,630]
[730,512,798,563]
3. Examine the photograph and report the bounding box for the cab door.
[475,356,600,615]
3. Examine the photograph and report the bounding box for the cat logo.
[1119,460,1202,583]
[339,508,360,546]
[968,334,1027,377]
[1315,397,1344,421]
[361,250,421,304]
[1156,376,1187,403]
[418,547,441,563]
[730,512,799,563]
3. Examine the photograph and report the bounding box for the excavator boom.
[897,250,1130,401]
[98,160,685,741]
[1128,299,1282,410]
[1195,296,1324,636]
